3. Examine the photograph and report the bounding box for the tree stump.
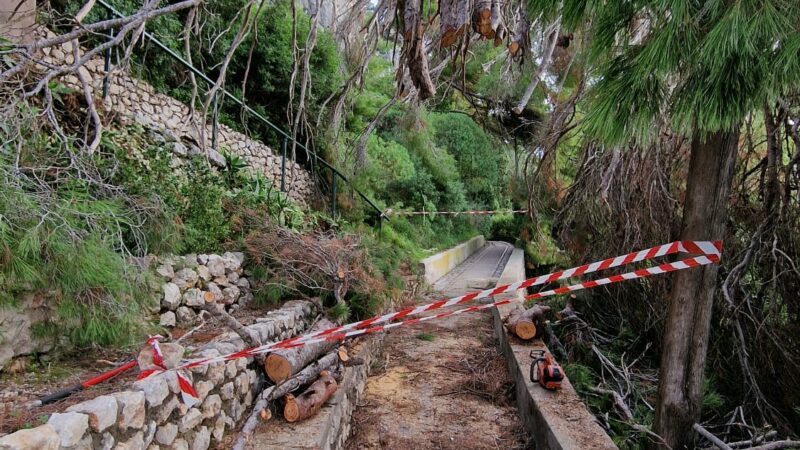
[264,319,337,383]
[283,370,339,422]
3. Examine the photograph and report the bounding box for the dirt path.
[346,242,531,450]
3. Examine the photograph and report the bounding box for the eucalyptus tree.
[526,0,800,448]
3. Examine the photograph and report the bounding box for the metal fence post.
[211,91,219,149]
[330,171,337,218]
[280,137,287,192]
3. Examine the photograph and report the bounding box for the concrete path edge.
[490,248,619,450]
[419,235,486,285]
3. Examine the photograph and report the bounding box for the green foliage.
[416,332,436,341]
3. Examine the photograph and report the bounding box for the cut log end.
[203,291,216,303]
[259,408,272,422]
[265,354,292,383]
[510,321,537,340]
[283,394,300,422]
[337,347,350,362]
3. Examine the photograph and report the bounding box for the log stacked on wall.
[283,370,339,422]
[264,319,337,383]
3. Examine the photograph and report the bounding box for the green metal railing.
[96,0,387,226]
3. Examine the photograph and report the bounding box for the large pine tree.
[526,1,800,448]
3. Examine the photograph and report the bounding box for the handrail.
[95,0,387,221]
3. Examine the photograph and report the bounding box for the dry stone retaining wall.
[37,30,313,208]
[153,252,253,329]
[0,300,318,450]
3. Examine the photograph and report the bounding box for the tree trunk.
[264,319,337,383]
[283,370,339,422]
[652,127,739,450]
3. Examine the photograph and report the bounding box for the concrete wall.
[0,301,318,450]
[419,235,486,285]
[490,249,618,450]
[36,29,312,208]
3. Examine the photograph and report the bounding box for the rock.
[133,374,170,407]
[100,433,114,450]
[196,265,211,282]
[194,380,213,402]
[137,342,184,370]
[47,412,89,448]
[221,286,240,305]
[206,255,225,277]
[161,283,181,310]
[112,391,146,430]
[178,408,203,433]
[226,271,240,284]
[155,264,174,279]
[225,361,237,378]
[143,420,157,447]
[66,395,118,432]
[160,311,176,328]
[173,268,199,289]
[221,252,243,271]
[205,283,222,302]
[172,141,187,156]
[206,363,225,385]
[207,149,226,168]
[212,276,229,287]
[115,431,144,450]
[154,396,179,424]
[182,254,198,269]
[201,394,221,419]
[0,293,56,370]
[236,277,250,289]
[191,426,211,450]
[182,288,204,307]
[0,425,60,450]
[176,306,195,324]
[197,254,209,265]
[155,423,178,446]
[172,438,189,450]
[219,382,234,401]
[211,415,225,442]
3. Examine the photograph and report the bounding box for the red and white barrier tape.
[388,209,528,216]
[143,240,721,403]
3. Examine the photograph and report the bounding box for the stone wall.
[37,31,313,208]
[153,253,253,329]
[0,300,318,450]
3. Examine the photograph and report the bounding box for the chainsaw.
[529,350,564,390]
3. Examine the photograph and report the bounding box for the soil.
[345,307,530,450]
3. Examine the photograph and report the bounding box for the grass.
[416,332,436,341]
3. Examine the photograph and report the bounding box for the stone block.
[133,374,170,407]
[155,423,178,446]
[66,395,117,432]
[178,408,203,433]
[47,412,88,448]
[0,424,60,450]
[112,390,146,430]
[160,311,176,328]
[162,283,181,310]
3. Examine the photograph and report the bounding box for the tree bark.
[264,319,337,383]
[283,370,339,422]
[504,304,550,339]
[652,127,739,450]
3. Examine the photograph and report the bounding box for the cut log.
[264,319,337,383]
[505,312,537,339]
[337,347,350,362]
[283,370,339,422]
[504,305,551,339]
[232,351,340,450]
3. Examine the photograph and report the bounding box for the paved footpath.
[346,242,531,450]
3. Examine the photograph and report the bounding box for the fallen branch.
[200,295,261,350]
[693,424,733,450]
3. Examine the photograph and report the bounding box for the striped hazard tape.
[388,209,528,216]
[143,240,721,402]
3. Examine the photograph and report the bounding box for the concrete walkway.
[345,241,530,450]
